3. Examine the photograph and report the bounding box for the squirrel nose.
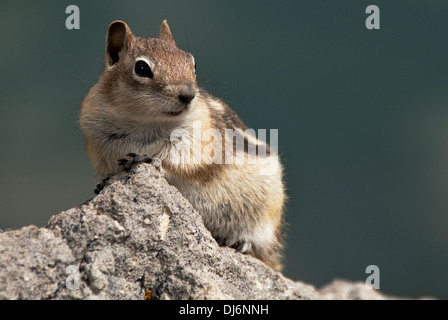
[178,86,196,104]
[178,93,195,104]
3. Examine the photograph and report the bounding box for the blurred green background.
[1,0,447,299]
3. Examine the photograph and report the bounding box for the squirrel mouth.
[165,109,185,117]
[165,104,191,116]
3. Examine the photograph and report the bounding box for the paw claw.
[118,159,129,166]
[94,176,112,195]
[216,237,226,246]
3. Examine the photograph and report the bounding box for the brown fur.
[80,20,286,271]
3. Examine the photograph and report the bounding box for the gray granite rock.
[0,164,397,300]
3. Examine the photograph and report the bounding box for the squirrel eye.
[134,60,154,78]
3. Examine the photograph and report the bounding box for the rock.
[0,163,402,300]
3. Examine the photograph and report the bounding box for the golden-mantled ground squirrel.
[80,20,286,271]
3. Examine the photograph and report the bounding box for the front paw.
[117,153,154,171]
[94,176,111,195]
[216,237,252,254]
[231,240,252,254]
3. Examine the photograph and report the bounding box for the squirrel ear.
[160,20,175,45]
[106,20,134,66]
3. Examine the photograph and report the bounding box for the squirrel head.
[99,20,197,120]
